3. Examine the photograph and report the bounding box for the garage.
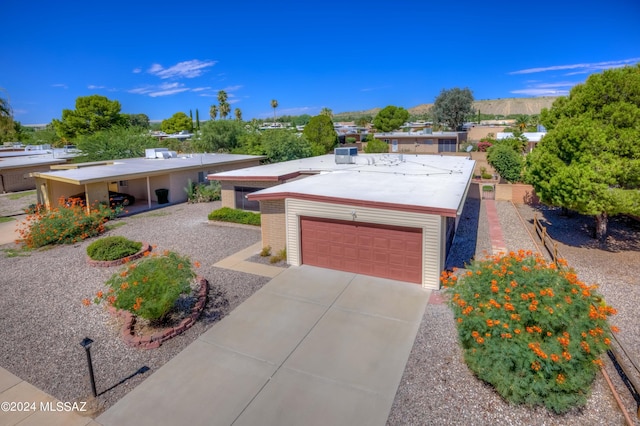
[300,217,423,284]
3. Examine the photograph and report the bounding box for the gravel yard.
[388,198,638,426]
[0,201,270,415]
[1,194,638,424]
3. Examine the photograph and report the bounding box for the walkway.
[97,266,429,426]
[0,368,98,425]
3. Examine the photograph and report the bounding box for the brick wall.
[219,180,280,209]
[260,199,286,252]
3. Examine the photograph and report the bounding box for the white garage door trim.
[285,198,445,289]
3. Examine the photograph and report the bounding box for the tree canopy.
[0,91,16,142]
[194,119,246,152]
[161,112,192,134]
[525,64,640,240]
[364,138,388,153]
[302,114,337,154]
[75,126,157,162]
[432,87,474,131]
[53,95,125,140]
[237,129,312,163]
[372,105,409,132]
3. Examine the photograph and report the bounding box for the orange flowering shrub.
[442,250,617,413]
[89,251,196,321]
[18,197,119,248]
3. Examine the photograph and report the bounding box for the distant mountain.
[334,97,560,119]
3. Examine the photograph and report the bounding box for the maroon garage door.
[300,217,423,284]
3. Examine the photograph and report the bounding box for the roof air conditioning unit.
[334,146,357,164]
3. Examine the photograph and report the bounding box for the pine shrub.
[86,236,142,261]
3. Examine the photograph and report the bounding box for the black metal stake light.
[80,337,97,398]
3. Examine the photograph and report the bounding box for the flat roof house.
[374,131,468,154]
[32,151,264,212]
[210,153,475,289]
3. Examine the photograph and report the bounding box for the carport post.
[146,177,151,209]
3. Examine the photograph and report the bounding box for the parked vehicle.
[66,191,135,207]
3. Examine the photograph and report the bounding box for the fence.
[533,212,559,263]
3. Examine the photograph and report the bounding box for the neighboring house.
[209,152,475,289]
[373,131,467,154]
[31,151,264,212]
[497,132,546,153]
[0,147,78,192]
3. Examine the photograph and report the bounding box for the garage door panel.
[301,217,422,284]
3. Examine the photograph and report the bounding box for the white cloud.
[510,88,570,96]
[52,83,68,89]
[148,59,217,79]
[132,68,142,74]
[87,85,105,89]
[192,87,211,92]
[129,82,190,97]
[509,58,640,75]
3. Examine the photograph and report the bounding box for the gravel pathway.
[388,199,636,426]
[0,201,270,415]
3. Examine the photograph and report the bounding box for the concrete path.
[97,265,429,426]
[484,200,507,254]
[0,368,99,426]
[0,216,22,246]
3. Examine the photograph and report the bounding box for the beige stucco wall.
[1,165,60,192]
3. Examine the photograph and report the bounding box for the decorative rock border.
[108,276,209,349]
[87,242,151,267]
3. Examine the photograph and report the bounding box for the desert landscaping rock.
[1,197,637,424]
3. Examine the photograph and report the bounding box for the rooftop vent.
[146,148,177,159]
[334,146,357,164]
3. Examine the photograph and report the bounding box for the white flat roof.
[0,155,68,171]
[213,154,475,216]
[32,153,264,185]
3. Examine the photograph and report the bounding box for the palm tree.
[515,115,529,132]
[270,99,278,122]
[217,90,228,105]
[209,104,218,121]
[219,102,231,120]
[234,108,242,121]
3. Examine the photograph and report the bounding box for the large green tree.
[303,114,337,154]
[525,64,640,241]
[432,87,474,131]
[161,112,192,134]
[194,119,246,152]
[373,105,409,132]
[75,126,157,162]
[126,113,150,129]
[53,94,125,140]
[218,90,230,119]
[237,129,312,163]
[0,91,16,142]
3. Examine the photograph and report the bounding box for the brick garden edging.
[86,242,152,267]
[107,276,209,349]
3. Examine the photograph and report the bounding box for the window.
[438,139,457,152]
[198,171,206,183]
[119,180,129,187]
[234,187,261,211]
[391,139,398,152]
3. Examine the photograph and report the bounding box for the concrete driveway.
[97,265,430,426]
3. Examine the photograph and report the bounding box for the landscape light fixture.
[80,337,97,398]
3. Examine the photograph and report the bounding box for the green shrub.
[260,246,271,257]
[442,252,617,413]
[270,247,287,263]
[364,138,389,153]
[92,251,196,321]
[18,198,120,248]
[184,179,221,203]
[208,207,261,226]
[487,143,523,183]
[87,236,142,261]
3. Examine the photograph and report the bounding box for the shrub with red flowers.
[17,197,119,248]
[442,251,617,414]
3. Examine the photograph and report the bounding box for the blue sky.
[2,0,639,124]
